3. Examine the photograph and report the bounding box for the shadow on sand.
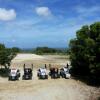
[0,68,9,77]
[71,74,100,87]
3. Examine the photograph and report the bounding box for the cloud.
[35,7,52,17]
[0,8,16,21]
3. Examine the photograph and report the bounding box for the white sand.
[12,53,46,62]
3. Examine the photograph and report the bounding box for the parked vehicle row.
[8,64,71,81]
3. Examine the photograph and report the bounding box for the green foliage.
[0,44,18,69]
[11,47,21,53]
[69,22,100,84]
[34,47,62,55]
[0,68,9,77]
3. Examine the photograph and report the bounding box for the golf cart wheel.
[8,77,11,81]
[30,76,32,80]
[22,76,25,80]
[58,74,60,78]
[46,75,48,79]
[51,75,54,79]
[54,74,58,78]
[61,75,63,78]
[62,74,65,78]
[38,75,41,79]
[37,73,39,77]
[64,74,67,79]
[17,78,19,80]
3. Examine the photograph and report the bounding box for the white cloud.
[0,8,16,21]
[35,7,52,17]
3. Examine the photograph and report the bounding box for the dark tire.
[60,72,62,76]
[51,74,53,79]
[49,72,51,76]
[46,75,48,79]
[55,74,58,78]
[22,75,25,80]
[37,73,39,77]
[17,77,19,80]
[62,74,65,78]
[30,76,32,80]
[18,73,20,78]
[58,74,60,78]
[39,75,41,79]
[64,74,67,79]
[61,75,63,78]
[8,77,11,81]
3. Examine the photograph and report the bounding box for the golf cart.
[22,64,33,80]
[60,66,71,79]
[37,65,48,79]
[8,68,20,81]
[49,67,60,79]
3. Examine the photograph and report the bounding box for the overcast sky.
[0,0,100,48]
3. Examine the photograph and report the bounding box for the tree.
[12,47,21,53]
[34,47,57,54]
[0,44,17,69]
[69,22,100,83]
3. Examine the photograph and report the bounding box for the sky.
[0,0,100,48]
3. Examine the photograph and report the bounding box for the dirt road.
[0,54,100,100]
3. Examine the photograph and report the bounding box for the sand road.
[0,54,100,100]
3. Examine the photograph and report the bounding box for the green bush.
[69,22,100,85]
[0,68,9,77]
[0,44,17,69]
[34,47,62,55]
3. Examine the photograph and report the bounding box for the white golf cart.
[60,67,71,79]
[8,68,20,81]
[37,67,48,79]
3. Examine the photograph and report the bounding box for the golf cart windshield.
[11,69,17,76]
[24,68,32,74]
